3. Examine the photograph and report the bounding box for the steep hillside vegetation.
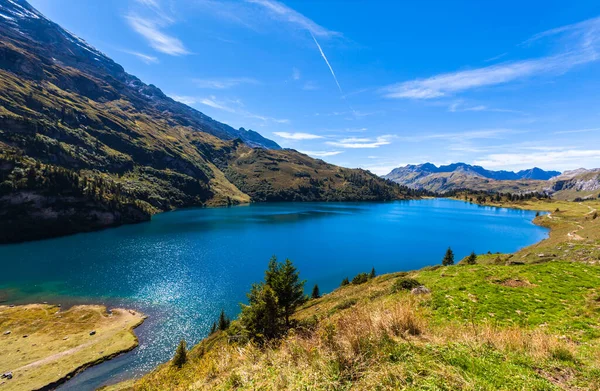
[0,0,414,243]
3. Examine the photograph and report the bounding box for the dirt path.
[567,223,585,241]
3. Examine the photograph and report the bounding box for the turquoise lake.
[0,199,548,389]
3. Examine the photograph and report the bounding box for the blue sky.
[29,0,600,174]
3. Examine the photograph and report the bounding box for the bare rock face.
[411,285,431,295]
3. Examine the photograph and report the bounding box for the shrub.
[295,315,318,335]
[391,278,421,292]
[464,251,477,265]
[550,346,576,362]
[340,277,350,287]
[334,298,358,311]
[352,272,370,285]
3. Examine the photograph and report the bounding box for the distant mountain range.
[0,0,414,243]
[383,163,600,199]
[386,163,560,182]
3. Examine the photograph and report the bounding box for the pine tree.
[172,339,187,368]
[465,251,477,265]
[369,267,376,279]
[265,257,306,327]
[218,309,230,331]
[240,283,281,342]
[340,277,349,287]
[442,247,455,266]
[311,284,320,299]
[209,322,217,335]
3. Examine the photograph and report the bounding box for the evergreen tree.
[442,247,455,266]
[369,267,376,279]
[465,251,477,265]
[172,339,187,368]
[265,256,306,327]
[311,284,320,299]
[218,309,230,331]
[209,322,217,335]
[340,277,349,286]
[240,283,282,342]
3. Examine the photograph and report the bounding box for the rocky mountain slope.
[383,163,558,193]
[0,0,414,243]
[547,168,600,200]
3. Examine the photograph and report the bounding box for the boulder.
[411,285,431,295]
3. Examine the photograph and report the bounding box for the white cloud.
[121,50,159,64]
[382,16,600,99]
[198,95,289,124]
[292,67,301,80]
[126,14,188,55]
[397,129,516,143]
[193,77,259,89]
[245,0,340,38]
[299,150,343,157]
[273,132,323,140]
[474,149,600,170]
[448,100,524,114]
[170,95,197,105]
[135,0,160,9]
[326,135,394,149]
[522,16,600,46]
[200,96,235,113]
[302,81,319,90]
[553,127,600,135]
[448,101,486,112]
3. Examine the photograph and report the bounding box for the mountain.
[0,0,279,150]
[547,168,600,200]
[0,0,413,243]
[383,163,560,193]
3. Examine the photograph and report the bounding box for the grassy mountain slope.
[0,0,413,243]
[108,199,600,391]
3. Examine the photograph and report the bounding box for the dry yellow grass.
[0,304,145,391]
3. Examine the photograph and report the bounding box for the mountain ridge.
[386,163,560,182]
[383,162,562,194]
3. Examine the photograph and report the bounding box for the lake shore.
[117,197,600,390]
[0,304,145,391]
[450,195,600,265]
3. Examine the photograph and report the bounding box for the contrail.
[310,32,344,95]
[310,32,355,114]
